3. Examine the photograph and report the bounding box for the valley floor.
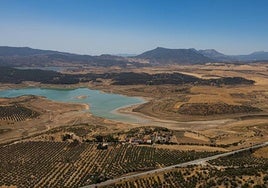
[0,63,268,187]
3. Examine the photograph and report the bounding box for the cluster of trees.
[178,102,261,116]
[0,67,80,84]
[0,67,255,86]
[111,72,254,85]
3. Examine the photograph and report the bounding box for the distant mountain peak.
[235,51,268,61]
[155,46,165,49]
[189,48,197,51]
[199,49,224,55]
[250,51,267,55]
[135,47,212,65]
[198,49,234,62]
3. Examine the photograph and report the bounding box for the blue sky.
[0,0,268,55]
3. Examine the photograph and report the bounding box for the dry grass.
[154,144,228,152]
[253,146,268,158]
[184,131,210,142]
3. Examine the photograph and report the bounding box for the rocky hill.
[135,47,213,65]
[198,49,235,62]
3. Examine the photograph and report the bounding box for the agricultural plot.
[209,149,268,176]
[108,148,268,188]
[0,105,39,121]
[177,102,261,116]
[0,141,220,188]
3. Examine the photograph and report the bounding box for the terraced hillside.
[0,141,220,188]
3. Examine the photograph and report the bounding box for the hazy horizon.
[1,0,268,55]
[2,45,268,57]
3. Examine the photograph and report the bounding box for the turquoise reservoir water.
[0,88,144,123]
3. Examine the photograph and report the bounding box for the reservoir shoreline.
[0,86,146,123]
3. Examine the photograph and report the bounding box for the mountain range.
[198,49,268,62]
[136,47,268,63]
[0,46,267,67]
[0,46,141,68]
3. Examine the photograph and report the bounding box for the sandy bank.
[114,100,236,130]
[75,95,88,99]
